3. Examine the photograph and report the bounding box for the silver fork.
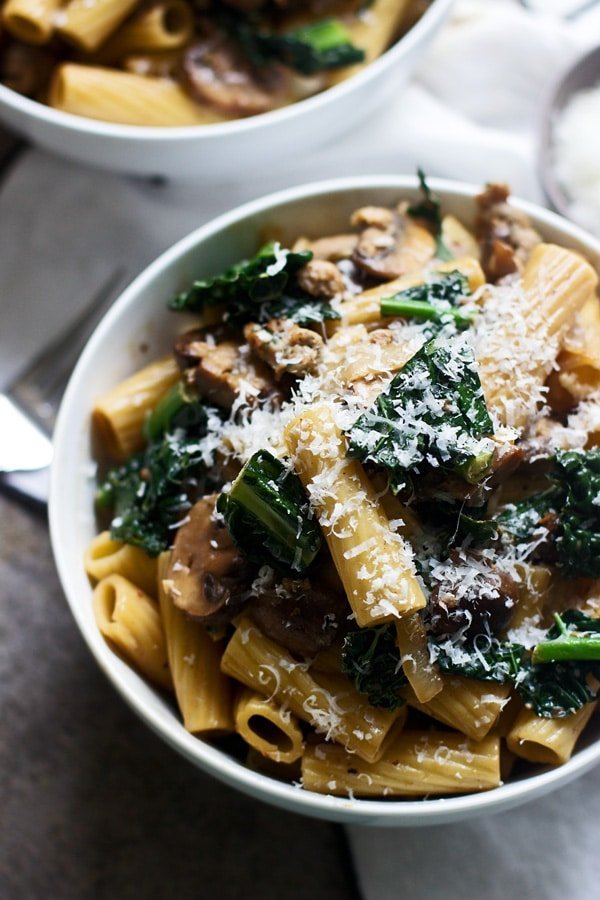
[0,268,127,506]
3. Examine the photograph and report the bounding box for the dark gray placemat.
[0,494,358,900]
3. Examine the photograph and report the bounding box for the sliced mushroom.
[244,318,323,379]
[182,31,288,117]
[475,183,542,283]
[0,40,55,96]
[164,495,254,625]
[249,576,349,658]
[296,258,346,299]
[352,207,436,281]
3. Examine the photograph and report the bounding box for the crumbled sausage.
[350,206,395,230]
[244,318,323,379]
[296,259,346,299]
[476,183,542,283]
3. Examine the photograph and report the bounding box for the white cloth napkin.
[1,1,599,896]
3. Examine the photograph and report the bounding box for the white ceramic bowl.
[0,0,452,180]
[50,176,600,825]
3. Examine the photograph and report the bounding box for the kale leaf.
[341,625,407,710]
[407,169,453,261]
[228,16,365,75]
[380,271,474,330]
[346,334,495,495]
[96,396,214,557]
[216,449,321,575]
[168,241,339,327]
[429,611,600,718]
[495,450,600,578]
[434,635,527,684]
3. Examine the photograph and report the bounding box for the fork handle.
[0,467,49,506]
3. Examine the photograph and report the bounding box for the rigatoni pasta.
[88,179,600,800]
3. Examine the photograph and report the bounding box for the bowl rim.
[50,174,600,824]
[0,0,453,142]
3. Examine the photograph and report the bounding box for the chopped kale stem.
[216,449,321,575]
[341,625,406,710]
[532,611,600,663]
[380,272,474,328]
[168,241,339,327]
[346,334,494,495]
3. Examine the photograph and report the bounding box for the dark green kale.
[96,393,214,557]
[496,450,600,578]
[429,610,600,717]
[380,272,474,330]
[417,500,497,554]
[433,635,527,684]
[228,16,365,75]
[216,449,321,575]
[341,625,407,710]
[516,660,600,718]
[346,335,495,495]
[143,381,208,442]
[168,242,339,327]
[407,169,453,261]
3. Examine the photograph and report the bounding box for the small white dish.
[50,175,600,825]
[0,0,452,180]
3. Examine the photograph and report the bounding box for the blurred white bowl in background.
[0,0,453,180]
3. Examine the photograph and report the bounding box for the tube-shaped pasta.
[220,619,403,763]
[92,355,180,460]
[507,703,597,765]
[93,573,172,690]
[49,65,231,127]
[56,0,142,52]
[325,0,411,85]
[476,243,598,430]
[302,731,501,796]
[234,689,304,764]
[158,553,233,735]
[441,214,480,260]
[284,403,426,626]
[405,676,511,741]
[93,1,194,63]
[395,614,443,703]
[510,564,552,630]
[557,297,600,400]
[84,531,158,598]
[337,256,485,328]
[2,0,62,44]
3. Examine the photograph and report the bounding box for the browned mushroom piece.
[176,333,281,408]
[296,258,346,299]
[351,208,436,281]
[429,551,519,638]
[182,32,288,117]
[164,495,255,625]
[488,442,525,485]
[0,40,55,96]
[244,318,323,379]
[173,327,229,369]
[350,206,395,230]
[249,576,349,657]
[475,182,542,283]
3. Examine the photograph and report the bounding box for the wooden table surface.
[0,127,360,900]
